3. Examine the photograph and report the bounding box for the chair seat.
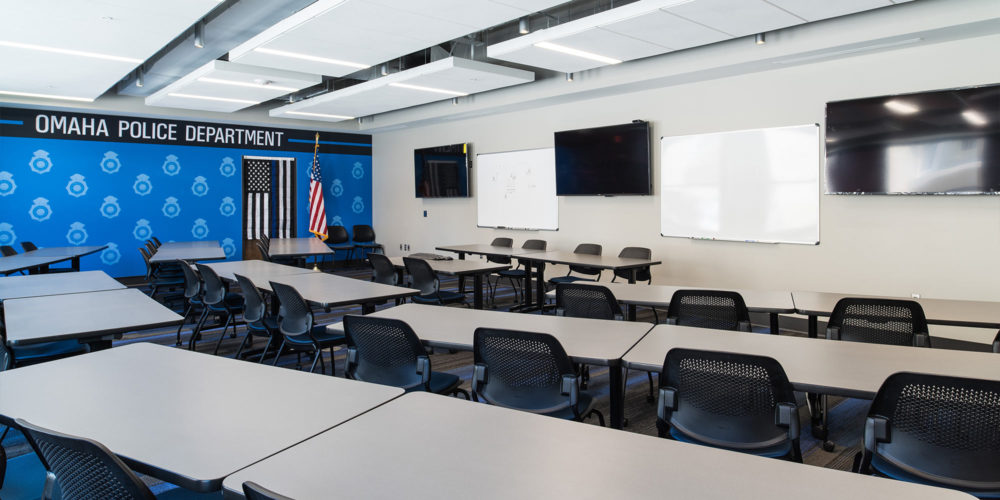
[548,275,596,285]
[327,244,354,251]
[870,455,1000,498]
[248,316,279,332]
[538,392,597,421]
[412,290,465,305]
[206,293,244,311]
[668,427,794,459]
[13,340,89,364]
[496,269,526,278]
[355,242,383,249]
[284,326,346,347]
[407,371,462,395]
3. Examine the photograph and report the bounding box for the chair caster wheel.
[822,441,835,452]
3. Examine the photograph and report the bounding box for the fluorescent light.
[0,40,142,63]
[197,77,300,92]
[0,90,94,102]
[387,82,467,96]
[167,93,258,104]
[534,41,621,65]
[962,109,988,127]
[884,99,919,115]
[253,47,367,70]
[285,110,355,120]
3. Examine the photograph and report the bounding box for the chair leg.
[647,371,656,403]
[585,409,606,427]
[452,388,470,400]
[212,312,234,355]
[258,335,275,363]
[175,303,193,346]
[309,350,322,373]
[234,323,253,360]
[272,340,286,366]
[189,308,210,351]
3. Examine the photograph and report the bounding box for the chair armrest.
[775,402,800,440]
[864,415,890,453]
[657,386,678,421]
[826,326,840,340]
[472,363,487,395]
[560,374,579,408]
[416,355,431,386]
[665,317,678,325]
[737,321,751,332]
[345,347,358,378]
[915,333,930,348]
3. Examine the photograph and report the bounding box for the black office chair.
[175,261,204,347]
[492,239,546,305]
[611,247,652,284]
[326,225,355,266]
[150,236,162,248]
[473,328,604,425]
[555,283,623,320]
[657,348,802,462]
[855,372,1000,497]
[993,330,999,353]
[666,290,752,331]
[233,273,278,362]
[269,281,345,375]
[404,257,467,307]
[139,247,183,299]
[549,243,603,286]
[352,224,383,262]
[827,297,930,347]
[194,264,245,355]
[256,239,272,262]
[368,253,398,286]
[244,481,294,500]
[344,315,469,398]
[483,238,513,305]
[0,246,17,257]
[0,346,49,497]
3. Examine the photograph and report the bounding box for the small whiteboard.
[660,124,819,245]
[477,148,558,231]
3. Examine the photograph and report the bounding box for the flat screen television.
[554,121,651,195]
[826,84,1000,194]
[414,143,470,198]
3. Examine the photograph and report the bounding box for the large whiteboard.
[660,124,820,245]
[477,148,558,231]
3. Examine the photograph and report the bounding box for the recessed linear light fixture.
[755,33,766,45]
[533,41,621,65]
[0,40,142,63]
[196,77,299,92]
[0,90,94,102]
[387,82,467,96]
[884,99,920,115]
[287,110,355,120]
[252,47,367,70]
[962,109,989,127]
[167,93,258,104]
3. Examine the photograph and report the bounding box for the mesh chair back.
[327,225,350,244]
[614,247,652,282]
[667,290,750,331]
[150,237,161,248]
[473,328,575,412]
[403,257,438,296]
[352,224,376,243]
[368,254,398,286]
[523,239,546,251]
[557,283,622,320]
[0,246,16,257]
[243,481,294,500]
[144,241,156,256]
[866,372,1000,491]
[138,247,154,280]
[487,238,513,264]
[269,281,313,337]
[569,243,602,275]
[828,298,928,346]
[178,260,202,300]
[20,242,38,252]
[0,343,13,371]
[17,419,156,500]
[194,264,226,306]
[234,274,266,324]
[661,348,797,450]
[344,315,426,388]
[256,240,272,262]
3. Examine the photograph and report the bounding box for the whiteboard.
[660,124,819,245]
[477,148,558,231]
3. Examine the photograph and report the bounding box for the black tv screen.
[826,84,1000,194]
[554,121,651,195]
[414,143,470,198]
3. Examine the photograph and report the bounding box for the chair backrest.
[144,241,156,256]
[827,297,929,347]
[150,236,161,248]
[20,241,38,252]
[327,225,350,244]
[569,243,602,275]
[194,263,226,306]
[0,343,13,371]
[243,481,294,500]
[487,237,513,264]
[473,328,576,413]
[256,240,272,262]
[269,281,313,338]
[352,224,376,243]
[138,247,154,280]
[178,260,202,300]
[403,257,438,296]
[17,419,156,500]
[614,247,652,283]
[234,273,267,324]
[659,348,798,452]
[0,246,17,257]
[368,253,398,286]
[344,315,428,390]
[863,372,1000,492]
[522,239,546,251]
[556,283,622,320]
[666,290,751,331]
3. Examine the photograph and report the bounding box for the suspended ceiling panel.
[270,57,534,122]
[488,0,909,74]
[0,0,223,101]
[228,0,568,77]
[145,60,321,112]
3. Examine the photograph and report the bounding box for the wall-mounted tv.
[826,84,1000,194]
[414,143,470,198]
[554,121,651,196]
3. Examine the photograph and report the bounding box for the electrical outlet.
[423,210,427,217]
[399,244,403,250]
[911,293,920,299]
[404,244,410,251]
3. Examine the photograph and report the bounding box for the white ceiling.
[145,60,321,112]
[270,57,534,122]
[0,0,224,101]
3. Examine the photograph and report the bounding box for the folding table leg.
[609,362,625,429]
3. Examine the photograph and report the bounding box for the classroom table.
[220,392,974,500]
[203,259,314,283]
[545,281,794,331]
[518,250,661,314]
[2,289,183,349]
[266,271,420,313]
[387,255,509,309]
[0,270,125,301]
[266,237,334,258]
[149,240,226,263]
[331,303,654,429]
[0,343,404,493]
[436,243,547,260]
[0,245,107,274]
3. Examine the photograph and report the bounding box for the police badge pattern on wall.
[0,107,373,278]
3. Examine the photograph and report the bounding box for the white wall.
[372,28,1000,301]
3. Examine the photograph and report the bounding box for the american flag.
[244,156,295,239]
[308,133,328,241]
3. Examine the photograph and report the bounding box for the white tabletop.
[624,324,1000,399]
[545,282,795,314]
[792,291,1000,328]
[22,245,106,258]
[334,303,653,365]
[387,256,510,276]
[221,392,974,500]
[0,271,125,300]
[0,343,403,492]
[0,245,107,274]
[436,243,547,257]
[267,272,419,307]
[204,260,314,283]
[267,237,334,257]
[149,241,226,263]
[3,289,183,346]
[519,250,661,270]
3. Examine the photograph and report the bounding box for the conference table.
[204,259,313,283]
[0,270,125,301]
[267,237,334,258]
[221,392,973,500]
[0,343,404,493]
[330,303,654,429]
[387,256,510,309]
[149,240,226,263]
[0,245,106,274]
